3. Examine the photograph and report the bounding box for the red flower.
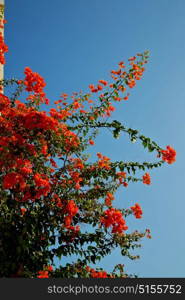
[90,270,108,278]
[46,265,53,272]
[116,172,127,185]
[20,208,27,216]
[118,61,125,68]
[89,139,94,145]
[100,208,128,234]
[128,56,136,62]
[142,173,151,185]
[0,31,8,65]
[3,172,26,190]
[131,203,143,219]
[24,67,46,93]
[34,173,50,188]
[105,192,114,206]
[160,146,176,164]
[64,215,72,227]
[89,84,98,93]
[71,158,84,169]
[37,270,49,278]
[98,80,108,86]
[97,84,103,91]
[86,266,91,272]
[24,67,48,104]
[0,93,10,111]
[66,200,78,217]
[50,158,58,168]
[97,155,111,170]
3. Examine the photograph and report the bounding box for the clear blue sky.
[5,0,185,277]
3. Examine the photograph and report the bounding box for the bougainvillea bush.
[0,12,176,278]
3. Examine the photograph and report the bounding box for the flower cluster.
[160,146,176,164]
[0,16,8,66]
[33,173,51,199]
[24,67,46,93]
[20,207,27,216]
[64,200,79,231]
[109,54,148,100]
[37,265,53,278]
[82,52,150,120]
[97,152,111,170]
[131,203,143,219]
[100,208,128,234]
[86,266,108,278]
[37,270,49,278]
[90,269,108,278]
[116,171,127,186]
[0,31,8,65]
[24,67,49,104]
[142,173,151,185]
[105,192,114,207]
[3,172,26,191]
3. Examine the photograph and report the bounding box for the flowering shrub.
[0,12,176,278]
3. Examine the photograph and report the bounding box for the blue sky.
[5,0,185,277]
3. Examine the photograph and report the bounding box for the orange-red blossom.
[160,146,176,164]
[100,208,128,234]
[143,173,151,185]
[131,203,143,219]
